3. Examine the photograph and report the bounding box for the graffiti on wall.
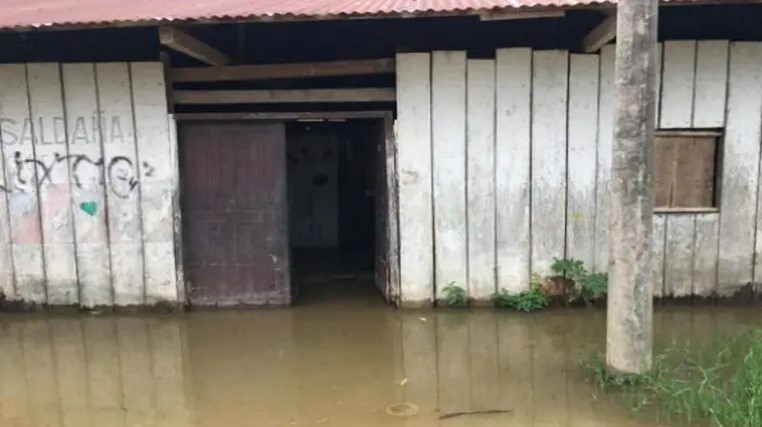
[0,112,129,146]
[0,113,156,199]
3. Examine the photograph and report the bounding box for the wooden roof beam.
[159,26,231,66]
[580,12,617,53]
[173,88,396,104]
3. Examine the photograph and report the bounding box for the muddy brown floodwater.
[1,297,760,427]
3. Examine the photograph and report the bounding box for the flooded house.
[0,0,761,309]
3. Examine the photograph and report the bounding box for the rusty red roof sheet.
[0,0,735,30]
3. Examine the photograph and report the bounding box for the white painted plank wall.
[432,51,467,299]
[496,48,532,292]
[96,63,146,306]
[466,59,496,301]
[531,50,569,276]
[694,214,719,296]
[27,63,79,305]
[131,62,178,303]
[0,65,46,303]
[718,42,762,295]
[660,41,697,129]
[665,216,696,296]
[0,72,17,300]
[652,215,667,297]
[566,54,599,267]
[62,63,113,307]
[693,40,729,128]
[395,53,434,305]
[594,45,615,273]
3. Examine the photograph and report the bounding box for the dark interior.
[285,119,382,302]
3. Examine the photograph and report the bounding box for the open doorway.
[286,119,385,302]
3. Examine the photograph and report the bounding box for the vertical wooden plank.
[694,214,719,297]
[0,64,46,303]
[395,53,433,306]
[432,51,467,299]
[664,215,696,297]
[693,40,729,128]
[0,108,15,301]
[594,45,615,273]
[566,54,599,268]
[131,62,177,304]
[27,63,79,305]
[655,43,663,124]
[51,320,91,427]
[660,41,697,129]
[384,116,401,303]
[96,63,145,306]
[531,50,569,276]
[496,48,532,292]
[718,42,762,295]
[673,137,716,208]
[652,215,667,297]
[62,63,113,308]
[466,59,496,302]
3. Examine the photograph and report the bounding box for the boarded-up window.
[654,132,719,210]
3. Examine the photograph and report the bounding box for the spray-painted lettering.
[0,111,128,146]
[2,152,151,199]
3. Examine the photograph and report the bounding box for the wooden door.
[180,122,290,306]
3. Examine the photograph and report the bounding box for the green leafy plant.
[550,257,608,305]
[491,275,550,312]
[442,282,468,308]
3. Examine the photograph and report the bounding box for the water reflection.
[0,305,758,427]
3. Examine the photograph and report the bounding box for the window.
[653,130,720,212]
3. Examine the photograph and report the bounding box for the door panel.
[180,122,290,306]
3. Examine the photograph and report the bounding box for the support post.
[606,0,659,374]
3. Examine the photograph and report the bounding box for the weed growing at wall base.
[492,275,550,312]
[442,283,468,308]
[587,329,762,427]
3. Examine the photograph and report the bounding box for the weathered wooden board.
[694,214,719,296]
[384,116,401,303]
[0,99,15,300]
[693,40,730,128]
[652,215,667,297]
[495,48,532,292]
[466,59,496,301]
[594,45,616,273]
[566,54,599,267]
[718,42,762,294]
[531,50,569,276]
[432,51,467,299]
[660,41,697,129]
[665,215,696,296]
[27,63,79,305]
[131,62,178,304]
[395,53,434,305]
[96,62,145,306]
[655,43,663,123]
[62,63,113,307]
[0,64,46,303]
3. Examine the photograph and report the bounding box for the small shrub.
[492,275,550,312]
[551,257,608,305]
[442,282,468,308]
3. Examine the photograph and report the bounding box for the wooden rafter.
[171,58,395,82]
[172,88,396,104]
[580,13,617,53]
[158,26,231,66]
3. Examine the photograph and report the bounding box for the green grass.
[588,329,762,426]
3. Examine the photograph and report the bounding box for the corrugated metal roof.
[0,0,729,30]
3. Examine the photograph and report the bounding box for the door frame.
[174,111,401,306]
